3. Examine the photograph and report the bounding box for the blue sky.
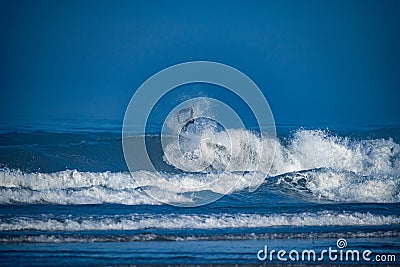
[1,0,399,127]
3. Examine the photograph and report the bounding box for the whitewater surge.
[269,129,400,202]
[0,129,399,204]
[270,129,400,176]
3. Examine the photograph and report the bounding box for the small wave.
[1,230,399,243]
[0,212,398,231]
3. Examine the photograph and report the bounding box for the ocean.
[0,120,399,266]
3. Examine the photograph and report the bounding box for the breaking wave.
[0,129,399,204]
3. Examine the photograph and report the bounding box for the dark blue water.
[0,121,399,265]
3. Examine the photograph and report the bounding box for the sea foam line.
[1,212,398,231]
[1,230,399,243]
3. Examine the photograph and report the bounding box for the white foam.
[0,212,398,231]
[269,129,400,203]
[270,129,400,177]
[282,169,400,203]
[164,127,399,181]
[0,169,196,205]
[163,127,271,173]
[0,168,263,204]
[0,129,399,204]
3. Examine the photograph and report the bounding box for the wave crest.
[0,129,399,204]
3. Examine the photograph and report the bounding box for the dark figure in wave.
[177,106,195,132]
